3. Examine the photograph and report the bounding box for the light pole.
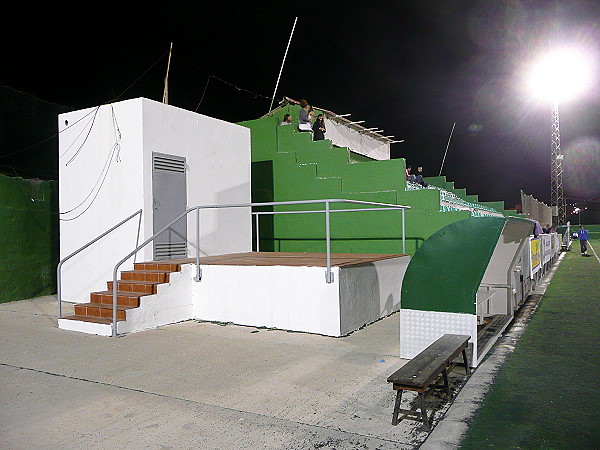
[550,100,565,226]
[527,46,594,226]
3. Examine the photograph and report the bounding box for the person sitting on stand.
[406,165,416,183]
[298,99,312,132]
[312,114,326,141]
[415,166,428,187]
[280,113,292,125]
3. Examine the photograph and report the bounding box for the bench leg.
[462,349,471,375]
[418,393,430,431]
[442,368,450,401]
[391,390,403,426]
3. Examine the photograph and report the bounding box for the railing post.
[325,201,334,283]
[57,269,62,319]
[402,208,406,254]
[112,267,118,337]
[194,207,202,282]
[134,211,143,263]
[255,213,260,252]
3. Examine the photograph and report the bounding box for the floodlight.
[527,47,594,102]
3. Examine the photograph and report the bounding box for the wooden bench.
[387,334,471,430]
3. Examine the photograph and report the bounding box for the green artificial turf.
[460,240,600,449]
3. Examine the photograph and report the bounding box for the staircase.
[60,261,183,327]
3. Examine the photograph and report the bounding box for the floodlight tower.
[527,47,594,226]
[550,100,565,226]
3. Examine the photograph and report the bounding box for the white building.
[58,97,252,305]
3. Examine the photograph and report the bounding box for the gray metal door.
[152,152,187,260]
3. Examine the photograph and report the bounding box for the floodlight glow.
[527,47,594,102]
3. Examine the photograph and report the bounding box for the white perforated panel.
[400,309,478,362]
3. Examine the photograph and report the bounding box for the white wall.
[59,99,145,303]
[338,256,409,335]
[59,98,252,304]
[141,99,252,258]
[192,265,342,336]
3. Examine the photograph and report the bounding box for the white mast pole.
[439,122,456,176]
[268,17,298,113]
[162,42,173,104]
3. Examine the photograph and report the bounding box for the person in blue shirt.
[578,225,589,256]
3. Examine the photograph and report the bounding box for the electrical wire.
[109,49,170,103]
[1,101,101,161]
[59,105,121,218]
[194,75,211,112]
[65,106,100,166]
[59,106,100,159]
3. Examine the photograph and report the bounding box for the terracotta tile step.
[74,302,134,320]
[120,270,171,283]
[90,291,142,307]
[106,280,162,294]
[61,315,122,324]
[134,262,181,272]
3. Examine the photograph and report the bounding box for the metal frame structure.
[550,100,565,226]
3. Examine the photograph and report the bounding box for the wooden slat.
[387,334,470,389]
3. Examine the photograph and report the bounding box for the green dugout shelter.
[400,216,561,366]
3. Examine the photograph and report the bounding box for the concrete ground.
[1,249,570,449]
[1,296,460,449]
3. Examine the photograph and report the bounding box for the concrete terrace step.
[134,262,182,272]
[90,290,144,307]
[60,260,186,335]
[121,270,172,283]
[60,314,122,324]
[106,279,162,295]
[74,302,135,320]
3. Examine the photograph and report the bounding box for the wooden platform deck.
[141,251,406,268]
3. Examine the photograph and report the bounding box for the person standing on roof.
[312,114,326,141]
[578,225,590,256]
[298,99,312,132]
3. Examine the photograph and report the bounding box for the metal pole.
[134,211,143,263]
[57,271,62,319]
[268,17,298,113]
[325,201,333,283]
[402,209,406,254]
[112,267,118,337]
[194,208,202,281]
[162,42,173,104]
[255,213,260,252]
[439,122,456,176]
[550,100,565,226]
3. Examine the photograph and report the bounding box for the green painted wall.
[401,217,507,314]
[240,108,505,256]
[0,174,58,302]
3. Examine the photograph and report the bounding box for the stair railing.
[57,209,143,319]
[109,199,410,337]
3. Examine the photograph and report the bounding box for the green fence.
[0,174,58,302]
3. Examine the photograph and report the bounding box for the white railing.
[106,199,410,337]
[56,209,143,319]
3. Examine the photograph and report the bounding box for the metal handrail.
[57,209,143,319]
[109,199,410,337]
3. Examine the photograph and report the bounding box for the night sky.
[3,1,600,214]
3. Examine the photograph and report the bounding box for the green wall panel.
[0,174,58,303]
